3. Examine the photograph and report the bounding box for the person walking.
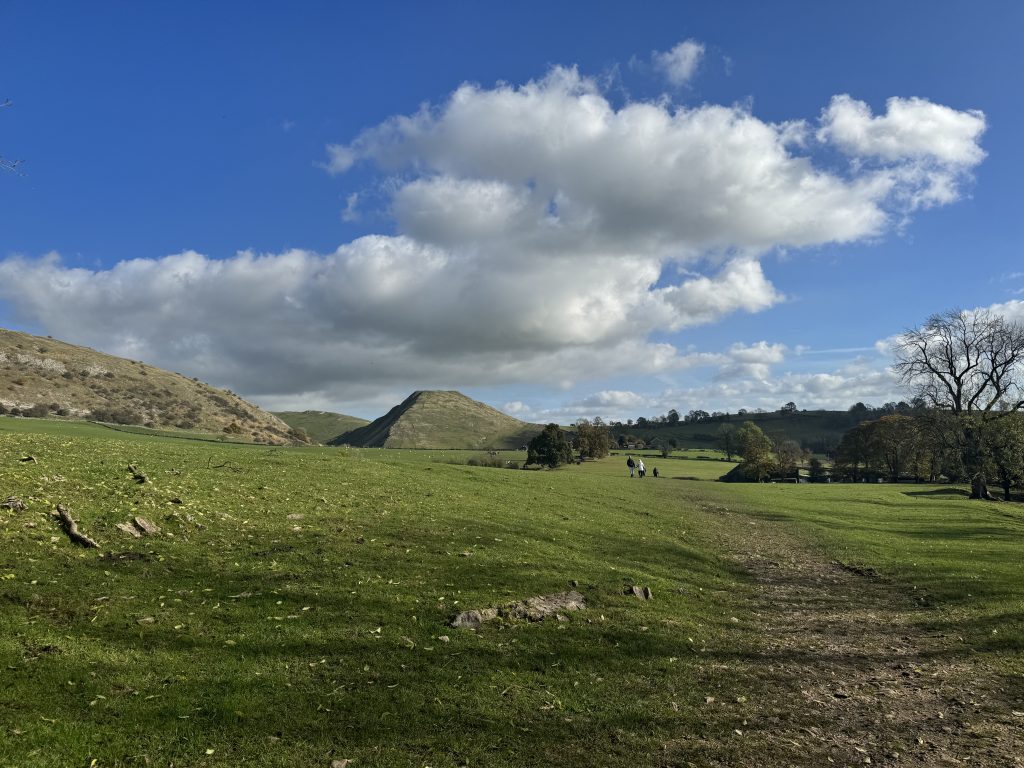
[637,458,645,478]
[626,455,635,477]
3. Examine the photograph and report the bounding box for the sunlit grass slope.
[0,420,751,767]
[272,410,370,444]
[2,419,1021,767]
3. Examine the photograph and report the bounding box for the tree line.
[719,309,1024,500]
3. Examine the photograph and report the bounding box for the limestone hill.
[329,390,543,449]
[0,328,299,444]
[272,410,370,444]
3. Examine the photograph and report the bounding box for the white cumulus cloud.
[0,62,987,414]
[653,39,706,86]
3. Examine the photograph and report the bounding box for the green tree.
[985,414,1024,500]
[835,421,873,482]
[526,424,574,468]
[808,457,826,482]
[775,438,806,480]
[735,421,776,481]
[574,418,611,459]
[716,424,737,461]
[869,414,921,482]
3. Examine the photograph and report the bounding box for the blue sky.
[2,1,1022,422]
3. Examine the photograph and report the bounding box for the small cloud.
[282,119,296,133]
[323,144,357,175]
[341,193,360,222]
[653,39,705,87]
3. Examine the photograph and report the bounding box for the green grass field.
[1,418,1021,766]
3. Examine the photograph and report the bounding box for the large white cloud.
[0,61,986,414]
[818,95,986,211]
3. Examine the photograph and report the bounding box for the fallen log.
[54,504,100,548]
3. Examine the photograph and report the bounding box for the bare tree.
[893,308,1024,498]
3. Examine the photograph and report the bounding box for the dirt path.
[667,508,1023,767]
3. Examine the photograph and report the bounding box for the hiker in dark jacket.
[626,456,635,477]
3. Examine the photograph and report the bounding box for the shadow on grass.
[902,487,970,498]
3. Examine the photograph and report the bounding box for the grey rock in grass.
[1,496,27,511]
[625,585,653,600]
[132,516,160,535]
[116,521,143,538]
[451,590,586,628]
[450,608,499,629]
[505,590,587,621]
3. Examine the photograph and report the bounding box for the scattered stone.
[54,504,100,548]
[137,616,156,625]
[330,760,352,768]
[458,551,473,557]
[133,517,161,536]
[127,464,148,484]
[18,455,36,463]
[450,608,499,629]
[624,585,653,600]
[116,522,143,538]
[169,497,183,505]
[1,496,27,511]
[570,579,579,587]
[286,513,305,520]
[506,591,587,621]
[452,590,587,628]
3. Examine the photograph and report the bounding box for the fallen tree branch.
[54,504,100,548]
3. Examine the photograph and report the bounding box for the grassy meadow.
[1,417,1022,767]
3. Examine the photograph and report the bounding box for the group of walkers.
[625,455,658,478]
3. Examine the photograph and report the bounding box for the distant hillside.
[0,327,300,444]
[273,410,370,444]
[613,410,865,453]
[330,390,543,449]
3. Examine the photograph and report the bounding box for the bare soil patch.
[665,510,1023,767]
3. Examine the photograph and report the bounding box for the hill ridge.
[0,327,298,444]
[330,390,542,449]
